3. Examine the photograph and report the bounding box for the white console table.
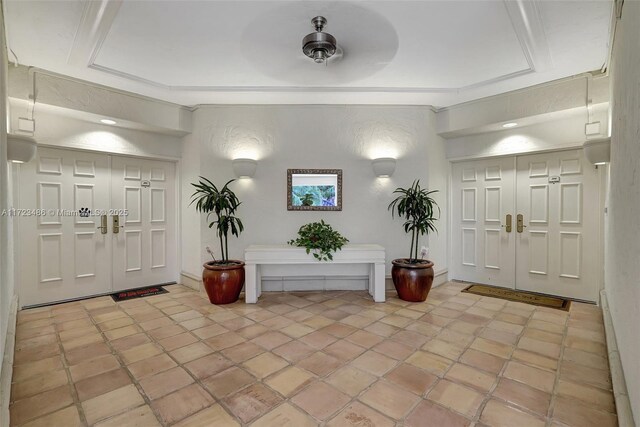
[244,244,386,304]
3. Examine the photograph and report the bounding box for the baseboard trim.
[433,269,449,288]
[180,271,202,292]
[0,295,18,427]
[600,290,636,427]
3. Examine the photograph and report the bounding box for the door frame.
[447,147,606,301]
[15,144,182,308]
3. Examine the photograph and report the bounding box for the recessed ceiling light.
[502,122,518,128]
[100,119,116,125]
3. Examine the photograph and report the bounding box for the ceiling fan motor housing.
[302,16,337,63]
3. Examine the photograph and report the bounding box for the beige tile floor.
[10,282,618,426]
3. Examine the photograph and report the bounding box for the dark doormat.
[461,284,571,311]
[111,285,169,302]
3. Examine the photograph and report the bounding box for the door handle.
[517,214,527,233]
[97,215,108,234]
[112,215,123,234]
[501,214,512,233]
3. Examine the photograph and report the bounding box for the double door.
[18,147,177,307]
[451,149,601,302]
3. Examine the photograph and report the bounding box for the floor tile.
[184,353,233,379]
[385,363,437,395]
[326,366,377,396]
[492,378,550,417]
[296,351,342,376]
[480,399,546,427]
[202,366,256,398]
[327,401,395,427]
[120,342,162,364]
[359,380,420,420]
[12,356,64,382]
[157,332,199,351]
[405,351,453,376]
[560,360,612,390]
[251,331,292,350]
[445,363,496,392]
[82,384,145,425]
[556,380,616,413]
[292,382,351,421]
[253,402,318,427]
[9,385,74,426]
[205,331,246,351]
[371,339,414,360]
[324,339,366,362]
[243,352,289,378]
[299,330,338,349]
[139,366,195,399]
[10,283,617,427]
[552,395,617,427]
[126,353,177,380]
[93,405,161,427]
[405,400,470,427]
[272,340,315,362]
[427,379,484,418]
[223,383,283,423]
[69,354,121,382]
[152,383,215,425]
[459,349,506,374]
[173,404,239,427]
[265,366,315,396]
[75,367,132,401]
[19,405,82,427]
[169,342,213,364]
[503,361,556,393]
[11,369,68,401]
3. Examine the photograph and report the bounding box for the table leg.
[245,263,258,303]
[373,262,386,302]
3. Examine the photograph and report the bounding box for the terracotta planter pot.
[391,259,435,302]
[202,260,245,304]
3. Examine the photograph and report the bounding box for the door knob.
[113,215,123,234]
[501,214,512,232]
[97,214,108,234]
[517,214,527,233]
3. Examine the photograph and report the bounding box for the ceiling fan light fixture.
[302,16,337,64]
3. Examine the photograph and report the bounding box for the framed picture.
[287,169,342,211]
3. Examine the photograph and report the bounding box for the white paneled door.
[111,157,177,292]
[515,150,600,301]
[18,148,177,307]
[451,157,516,288]
[451,149,601,302]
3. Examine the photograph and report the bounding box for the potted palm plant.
[191,177,245,304]
[388,180,439,302]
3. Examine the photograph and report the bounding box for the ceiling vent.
[302,16,337,64]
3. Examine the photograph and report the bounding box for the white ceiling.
[4,0,613,107]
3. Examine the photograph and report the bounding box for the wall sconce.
[583,137,610,165]
[372,157,396,177]
[7,134,37,163]
[232,158,257,178]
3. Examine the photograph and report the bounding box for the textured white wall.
[606,1,640,423]
[0,4,14,383]
[8,104,182,159]
[445,106,610,160]
[182,105,448,278]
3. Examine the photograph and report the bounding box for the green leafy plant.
[288,220,349,261]
[388,180,439,263]
[190,177,244,263]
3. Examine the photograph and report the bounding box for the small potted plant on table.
[388,180,440,302]
[191,177,245,304]
[288,220,349,261]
